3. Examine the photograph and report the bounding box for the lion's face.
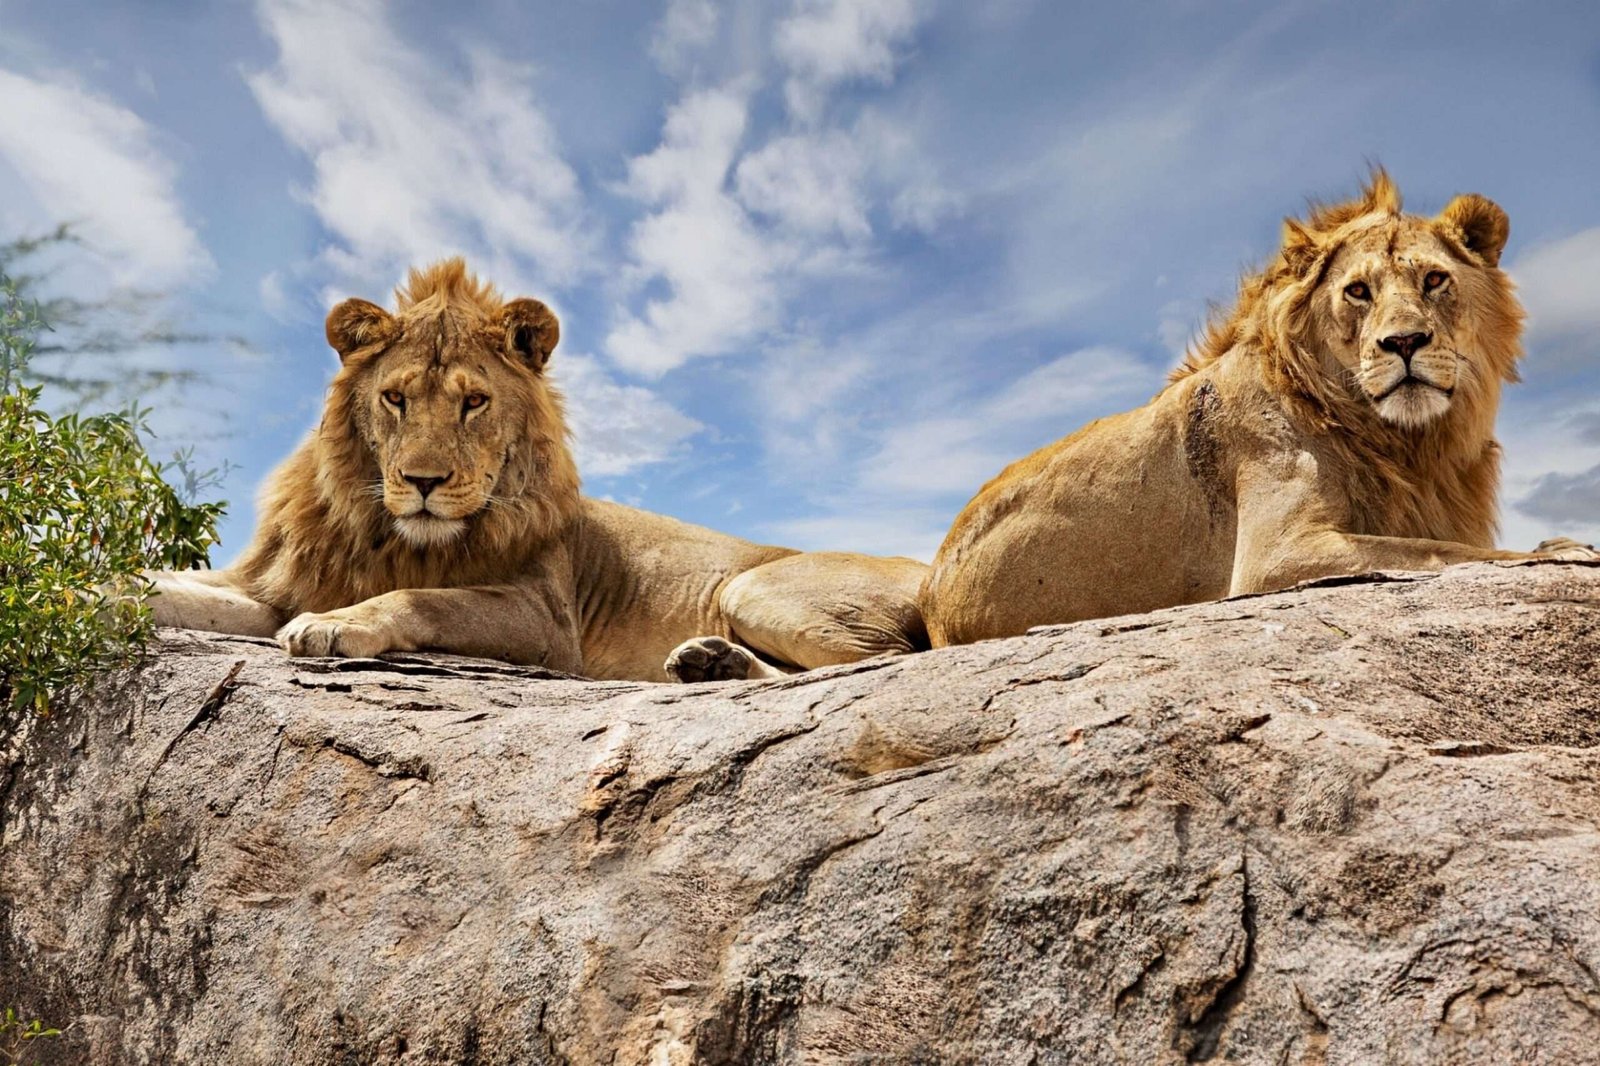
[324,283,567,549]
[1286,188,1518,431]
[360,343,527,545]
[1321,221,1475,427]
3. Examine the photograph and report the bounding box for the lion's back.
[921,376,1240,646]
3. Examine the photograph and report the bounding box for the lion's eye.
[1423,270,1449,291]
[1344,282,1370,301]
[463,393,489,411]
[382,389,405,408]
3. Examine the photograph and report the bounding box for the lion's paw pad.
[665,636,757,683]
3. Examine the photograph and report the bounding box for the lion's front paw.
[278,611,395,659]
[1535,537,1600,561]
[664,636,758,683]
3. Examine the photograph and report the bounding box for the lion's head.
[321,259,580,550]
[1178,171,1523,438]
[1278,173,1520,429]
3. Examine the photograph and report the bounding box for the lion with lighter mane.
[921,171,1596,646]
[150,259,927,682]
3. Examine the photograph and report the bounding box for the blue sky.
[2,0,1598,562]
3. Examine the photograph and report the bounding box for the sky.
[1,0,1598,563]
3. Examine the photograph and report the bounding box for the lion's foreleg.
[1229,530,1587,597]
[276,583,583,672]
[146,569,284,637]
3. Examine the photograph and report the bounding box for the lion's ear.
[502,298,560,371]
[325,298,398,362]
[1437,194,1510,268]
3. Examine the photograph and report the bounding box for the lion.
[920,171,1597,646]
[148,259,927,682]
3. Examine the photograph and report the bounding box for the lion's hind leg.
[718,552,930,671]
[664,635,788,683]
[661,553,929,684]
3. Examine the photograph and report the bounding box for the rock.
[3,561,1600,1064]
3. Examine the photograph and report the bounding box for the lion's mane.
[1169,170,1522,546]
[235,259,582,615]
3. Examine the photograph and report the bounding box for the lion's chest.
[1348,466,1495,547]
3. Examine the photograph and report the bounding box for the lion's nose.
[402,472,452,498]
[1378,331,1432,364]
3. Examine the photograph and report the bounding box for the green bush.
[0,273,225,713]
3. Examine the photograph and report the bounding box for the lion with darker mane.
[150,259,927,682]
[922,171,1596,646]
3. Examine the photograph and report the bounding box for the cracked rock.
[3,561,1600,1063]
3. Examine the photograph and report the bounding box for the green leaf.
[0,267,226,713]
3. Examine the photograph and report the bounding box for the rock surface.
[3,561,1600,1065]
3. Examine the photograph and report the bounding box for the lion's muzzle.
[1377,330,1432,363]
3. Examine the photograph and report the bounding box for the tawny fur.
[921,171,1593,647]
[1168,171,1520,546]
[236,260,581,614]
[149,259,927,682]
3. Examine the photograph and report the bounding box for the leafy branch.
[0,271,224,714]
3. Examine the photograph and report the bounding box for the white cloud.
[1510,227,1600,360]
[753,343,1159,560]
[761,509,950,562]
[619,83,750,203]
[557,354,702,478]
[745,0,953,244]
[861,346,1155,496]
[1497,227,1600,546]
[774,0,924,123]
[1508,407,1600,546]
[985,345,1154,424]
[852,109,961,233]
[1500,400,1600,549]
[735,130,871,239]
[863,415,1017,496]
[1156,298,1206,363]
[606,84,785,377]
[751,336,874,480]
[1514,464,1600,535]
[756,336,872,424]
[258,269,292,321]
[605,0,951,379]
[728,113,953,275]
[650,0,720,76]
[0,66,211,288]
[248,0,702,482]
[247,0,588,293]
